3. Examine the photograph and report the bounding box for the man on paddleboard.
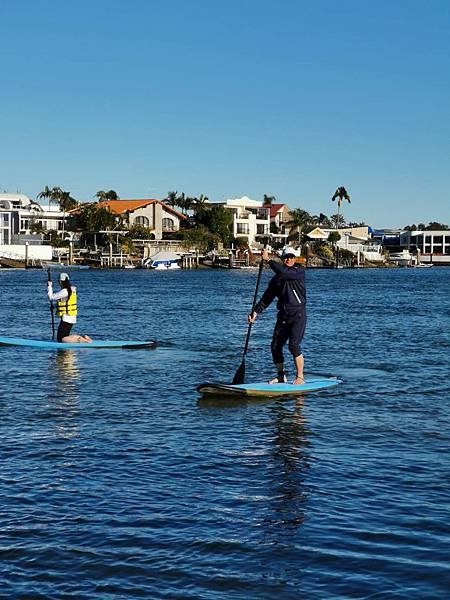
[47,273,92,343]
[248,247,306,385]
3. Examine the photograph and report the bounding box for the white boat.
[389,250,413,267]
[41,261,90,270]
[415,262,433,268]
[143,251,181,270]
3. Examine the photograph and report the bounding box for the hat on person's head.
[59,272,70,282]
[280,246,299,259]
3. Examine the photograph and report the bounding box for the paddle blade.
[232,359,245,385]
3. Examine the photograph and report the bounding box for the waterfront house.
[307,226,384,263]
[400,229,450,265]
[0,193,65,241]
[94,199,186,240]
[0,193,56,263]
[215,196,270,247]
[266,203,290,232]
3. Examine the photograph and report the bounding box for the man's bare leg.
[292,354,305,385]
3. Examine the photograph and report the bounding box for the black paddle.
[231,247,266,385]
[47,269,55,341]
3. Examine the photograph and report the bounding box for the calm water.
[0,266,449,599]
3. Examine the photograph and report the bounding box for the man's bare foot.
[292,376,305,385]
[268,374,287,384]
[79,335,92,343]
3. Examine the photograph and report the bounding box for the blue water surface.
[0,266,449,599]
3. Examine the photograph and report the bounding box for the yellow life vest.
[56,289,77,317]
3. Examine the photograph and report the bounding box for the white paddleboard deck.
[0,336,157,350]
[197,377,342,397]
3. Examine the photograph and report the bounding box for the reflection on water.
[55,350,80,384]
[42,351,81,440]
[265,399,311,534]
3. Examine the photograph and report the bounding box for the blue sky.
[1,0,449,228]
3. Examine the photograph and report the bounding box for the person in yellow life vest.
[47,272,92,343]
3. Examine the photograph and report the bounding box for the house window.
[257,224,268,235]
[162,217,175,230]
[135,216,150,228]
[237,223,249,234]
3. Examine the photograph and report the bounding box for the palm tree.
[96,190,119,202]
[165,191,178,208]
[57,190,77,238]
[331,186,351,229]
[263,194,276,206]
[38,186,77,237]
[191,194,208,215]
[330,213,346,229]
[38,185,62,209]
[286,208,313,250]
[37,186,53,202]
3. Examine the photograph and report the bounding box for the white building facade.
[400,230,450,264]
[219,196,270,246]
[0,193,65,243]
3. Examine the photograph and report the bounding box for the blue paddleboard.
[0,336,157,350]
[197,377,342,397]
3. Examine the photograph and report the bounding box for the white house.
[217,196,270,247]
[400,229,450,265]
[0,193,65,243]
[307,225,384,263]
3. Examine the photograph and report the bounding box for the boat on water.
[41,261,90,270]
[142,251,181,270]
[389,250,414,267]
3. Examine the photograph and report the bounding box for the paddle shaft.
[231,246,266,384]
[47,269,55,341]
[242,257,265,356]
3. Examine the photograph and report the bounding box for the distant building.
[400,229,450,265]
[0,193,65,244]
[94,199,186,240]
[215,196,270,246]
[307,225,384,263]
[266,203,289,231]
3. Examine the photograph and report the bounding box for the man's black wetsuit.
[254,259,306,365]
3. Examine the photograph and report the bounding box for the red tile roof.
[268,203,286,218]
[96,199,187,219]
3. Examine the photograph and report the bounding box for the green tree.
[38,186,77,237]
[311,213,332,228]
[193,204,233,245]
[30,222,45,235]
[425,221,449,230]
[328,231,341,268]
[181,226,212,253]
[96,190,119,202]
[76,203,117,232]
[331,186,351,229]
[286,208,313,248]
[126,224,155,239]
[330,213,346,228]
[263,194,276,206]
[165,190,178,208]
[328,231,341,244]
